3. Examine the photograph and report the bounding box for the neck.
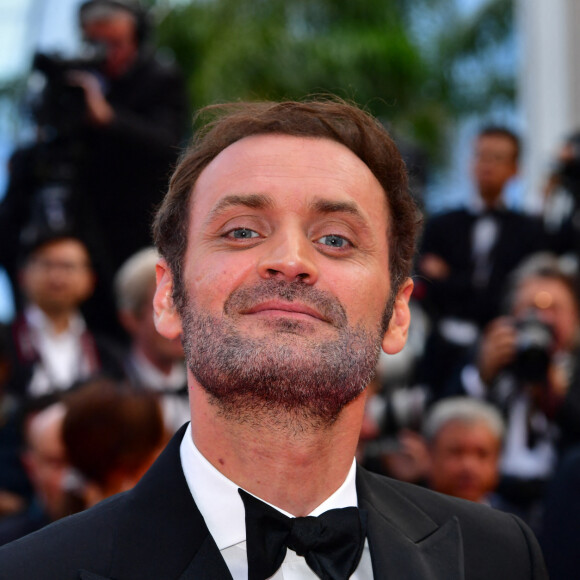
[479,189,503,209]
[190,381,366,516]
[41,309,75,334]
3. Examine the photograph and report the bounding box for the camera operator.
[73,0,188,261]
[0,0,188,337]
[447,252,580,531]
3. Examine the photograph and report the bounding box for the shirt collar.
[467,194,506,216]
[179,423,359,550]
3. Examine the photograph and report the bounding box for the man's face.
[21,239,95,316]
[83,13,139,78]
[472,135,518,205]
[155,134,412,424]
[429,420,500,503]
[513,276,580,352]
[23,406,68,520]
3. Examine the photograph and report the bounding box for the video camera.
[30,45,106,136]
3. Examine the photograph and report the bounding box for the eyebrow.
[205,194,274,225]
[204,193,369,228]
[309,198,365,219]
[308,198,370,232]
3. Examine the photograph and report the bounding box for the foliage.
[435,0,515,114]
[151,0,514,162]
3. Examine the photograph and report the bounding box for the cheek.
[445,458,463,475]
[560,316,578,342]
[188,252,255,307]
[327,265,390,323]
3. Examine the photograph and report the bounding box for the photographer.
[414,127,546,398]
[543,130,580,263]
[0,0,188,336]
[448,252,580,530]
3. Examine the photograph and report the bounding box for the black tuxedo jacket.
[417,208,546,327]
[0,424,547,579]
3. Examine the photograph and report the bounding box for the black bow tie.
[239,488,367,580]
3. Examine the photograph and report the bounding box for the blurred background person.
[446,252,580,530]
[71,0,188,271]
[0,401,70,546]
[414,127,547,397]
[61,380,167,510]
[423,397,504,505]
[542,130,580,263]
[540,444,580,580]
[0,0,188,338]
[6,231,124,402]
[114,247,188,433]
[0,323,26,521]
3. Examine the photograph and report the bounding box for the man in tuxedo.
[414,127,546,396]
[0,99,547,579]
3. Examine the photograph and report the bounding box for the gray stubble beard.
[178,279,393,432]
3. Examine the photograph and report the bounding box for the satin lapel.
[357,468,464,580]
[79,424,232,580]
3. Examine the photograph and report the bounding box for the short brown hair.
[153,98,421,308]
[62,381,165,487]
[478,125,521,162]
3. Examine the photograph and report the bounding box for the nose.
[257,228,319,284]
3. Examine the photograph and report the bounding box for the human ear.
[118,309,139,336]
[77,268,97,303]
[153,259,182,339]
[381,277,413,355]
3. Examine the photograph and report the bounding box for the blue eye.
[229,228,259,239]
[318,234,349,248]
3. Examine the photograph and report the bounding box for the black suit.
[0,424,547,579]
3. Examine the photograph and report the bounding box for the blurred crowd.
[0,0,189,548]
[360,125,580,579]
[0,1,580,579]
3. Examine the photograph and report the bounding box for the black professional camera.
[30,46,106,136]
[512,311,555,383]
[555,132,580,199]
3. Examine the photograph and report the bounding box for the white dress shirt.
[180,424,373,579]
[128,349,189,432]
[25,305,92,397]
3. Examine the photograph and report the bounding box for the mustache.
[223,279,348,327]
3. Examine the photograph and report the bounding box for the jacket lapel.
[79,424,232,580]
[357,468,464,580]
[77,428,464,579]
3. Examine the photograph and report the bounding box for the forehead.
[31,239,89,260]
[475,134,517,155]
[515,276,576,309]
[436,420,498,445]
[190,134,389,224]
[83,12,136,37]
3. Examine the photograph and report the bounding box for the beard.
[178,279,393,429]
